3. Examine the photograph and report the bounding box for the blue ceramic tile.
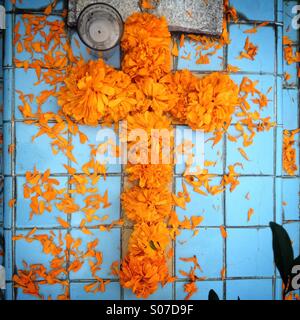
[15,68,60,119]
[283,89,298,130]
[228,24,275,73]
[0,35,3,78]
[226,126,274,175]
[3,68,13,121]
[231,74,275,123]
[277,27,283,75]
[15,15,66,63]
[71,32,121,69]
[283,1,299,43]
[226,279,273,300]
[70,282,121,300]
[4,230,12,281]
[282,178,300,221]
[0,190,3,227]
[175,126,223,175]
[230,0,275,21]
[4,0,13,11]
[15,122,68,174]
[16,176,69,228]
[0,230,3,266]
[277,77,283,125]
[69,228,120,280]
[275,278,283,300]
[277,0,284,23]
[16,284,65,300]
[176,228,223,279]
[202,131,224,174]
[4,177,13,229]
[71,124,121,174]
[275,178,283,224]
[175,177,223,227]
[227,228,274,277]
[15,229,67,280]
[0,126,2,173]
[71,176,121,227]
[4,13,13,67]
[3,122,12,176]
[0,82,4,124]
[284,222,300,256]
[4,282,13,300]
[226,177,274,226]
[124,283,173,300]
[15,0,64,11]
[175,280,223,300]
[177,37,224,71]
[276,126,283,176]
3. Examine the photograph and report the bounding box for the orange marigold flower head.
[119,254,170,299]
[126,163,173,188]
[121,13,171,81]
[128,221,171,257]
[186,72,239,132]
[57,59,135,125]
[121,12,171,52]
[124,111,172,135]
[160,69,199,121]
[122,45,171,81]
[135,77,178,115]
[121,186,172,223]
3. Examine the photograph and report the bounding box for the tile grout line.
[222,19,229,301]
[10,10,16,301]
[272,0,279,301]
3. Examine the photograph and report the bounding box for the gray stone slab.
[68,0,223,36]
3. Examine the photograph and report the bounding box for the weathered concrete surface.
[68,0,223,36]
